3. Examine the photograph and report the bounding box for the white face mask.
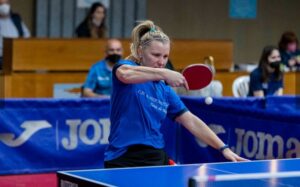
[92,18,102,27]
[0,4,10,16]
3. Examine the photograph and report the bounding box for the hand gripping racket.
[182,64,213,90]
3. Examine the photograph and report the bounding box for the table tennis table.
[57,158,300,187]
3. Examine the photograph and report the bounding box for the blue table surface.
[58,158,300,187]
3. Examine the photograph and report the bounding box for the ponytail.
[127,20,170,62]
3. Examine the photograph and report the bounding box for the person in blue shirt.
[82,39,123,97]
[248,45,284,97]
[104,20,246,168]
[278,31,300,71]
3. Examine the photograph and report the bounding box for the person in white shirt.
[0,0,30,69]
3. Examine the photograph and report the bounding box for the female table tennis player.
[104,20,247,168]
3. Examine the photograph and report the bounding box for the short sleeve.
[249,71,263,92]
[112,63,124,79]
[83,66,97,90]
[112,60,137,85]
[167,87,188,120]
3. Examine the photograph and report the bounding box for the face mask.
[106,54,121,63]
[269,61,281,69]
[92,18,102,27]
[0,4,10,16]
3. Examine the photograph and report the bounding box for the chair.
[232,76,250,97]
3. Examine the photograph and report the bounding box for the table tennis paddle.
[182,64,213,90]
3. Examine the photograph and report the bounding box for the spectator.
[82,39,123,97]
[0,0,30,69]
[75,2,107,38]
[248,45,284,97]
[278,31,300,71]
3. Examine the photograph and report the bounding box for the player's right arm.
[116,65,188,88]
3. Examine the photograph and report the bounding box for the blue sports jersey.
[248,67,283,96]
[83,60,115,95]
[105,60,188,161]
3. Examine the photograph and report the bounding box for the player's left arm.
[175,111,248,162]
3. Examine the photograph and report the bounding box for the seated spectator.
[0,0,30,69]
[248,45,284,97]
[82,39,123,97]
[278,31,300,71]
[177,56,223,97]
[75,2,107,38]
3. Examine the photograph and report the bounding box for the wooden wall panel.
[3,39,232,72]
[170,40,233,70]
[4,72,86,98]
[3,72,297,98]
[3,39,131,71]
[2,38,296,98]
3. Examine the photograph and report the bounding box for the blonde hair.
[127,20,170,62]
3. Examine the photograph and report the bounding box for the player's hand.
[164,69,189,89]
[222,148,249,162]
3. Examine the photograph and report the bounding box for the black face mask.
[269,61,281,69]
[106,54,121,63]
